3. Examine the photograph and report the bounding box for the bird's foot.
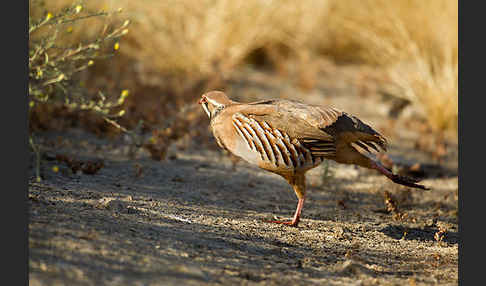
[262,218,299,227]
[372,161,429,190]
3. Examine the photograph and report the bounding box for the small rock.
[126,206,140,214]
[172,176,184,182]
[339,260,376,277]
[97,198,127,212]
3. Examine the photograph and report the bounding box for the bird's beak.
[200,97,211,119]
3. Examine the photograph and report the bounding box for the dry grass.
[110,0,330,79]
[321,0,458,135]
[33,0,458,136]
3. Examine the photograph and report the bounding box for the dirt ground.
[28,68,458,285]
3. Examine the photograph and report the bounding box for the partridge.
[199,91,428,227]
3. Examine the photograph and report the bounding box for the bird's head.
[198,91,233,120]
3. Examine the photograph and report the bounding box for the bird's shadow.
[379,224,458,244]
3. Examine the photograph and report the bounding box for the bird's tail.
[345,116,428,190]
[371,159,429,190]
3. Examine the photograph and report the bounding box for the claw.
[262,218,299,227]
[262,196,305,227]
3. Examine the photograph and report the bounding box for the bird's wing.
[233,100,339,157]
[235,99,387,158]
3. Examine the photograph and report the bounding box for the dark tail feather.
[371,160,429,190]
[387,172,429,190]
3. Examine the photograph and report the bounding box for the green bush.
[29,0,130,120]
[29,0,131,181]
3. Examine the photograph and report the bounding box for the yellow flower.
[118,110,126,116]
[117,90,130,105]
[29,101,35,108]
[52,166,59,173]
[114,42,120,51]
[88,60,94,66]
[46,12,53,21]
[37,93,49,102]
[75,5,83,14]
[66,26,73,33]
[121,89,130,97]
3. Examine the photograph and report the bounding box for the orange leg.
[264,196,305,227]
[263,173,307,227]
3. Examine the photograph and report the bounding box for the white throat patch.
[202,102,211,118]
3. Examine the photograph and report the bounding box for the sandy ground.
[29,69,458,285]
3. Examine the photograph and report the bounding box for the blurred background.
[29,0,458,164]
